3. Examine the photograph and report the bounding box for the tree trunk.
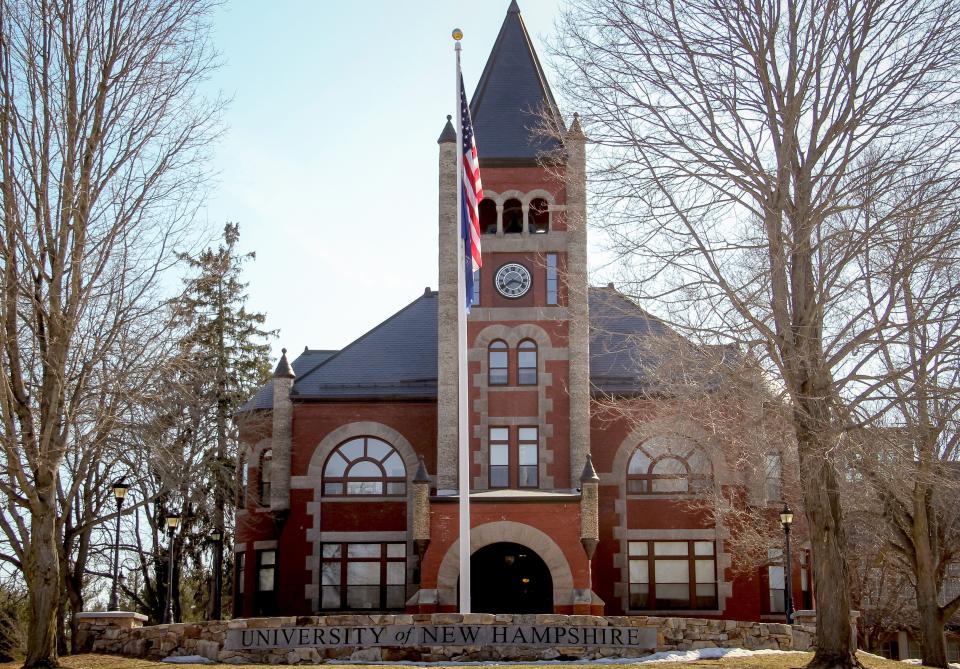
[914,511,948,668]
[795,398,860,669]
[24,503,60,668]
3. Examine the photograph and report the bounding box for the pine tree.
[174,223,275,619]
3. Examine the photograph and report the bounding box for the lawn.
[0,652,934,669]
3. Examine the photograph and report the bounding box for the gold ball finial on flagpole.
[452,28,463,41]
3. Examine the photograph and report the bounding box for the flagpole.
[453,30,471,615]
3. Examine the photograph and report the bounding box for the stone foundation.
[76,612,819,664]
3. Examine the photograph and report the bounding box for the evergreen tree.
[174,223,274,619]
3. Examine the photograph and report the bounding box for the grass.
[0,651,935,669]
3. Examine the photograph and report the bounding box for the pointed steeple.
[413,455,431,483]
[579,452,599,483]
[273,348,295,379]
[437,115,456,144]
[470,1,565,164]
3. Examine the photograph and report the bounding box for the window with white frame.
[320,542,406,610]
[628,540,717,610]
[518,427,538,488]
[489,427,509,488]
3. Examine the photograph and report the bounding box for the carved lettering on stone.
[225,625,657,650]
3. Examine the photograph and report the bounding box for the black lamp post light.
[210,528,223,621]
[779,503,795,624]
[163,514,181,624]
[107,480,129,611]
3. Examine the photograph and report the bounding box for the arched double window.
[488,340,508,385]
[627,437,712,494]
[323,437,406,496]
[259,449,273,505]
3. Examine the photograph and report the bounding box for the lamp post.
[779,503,795,624]
[163,514,180,624]
[210,528,223,620]
[107,480,129,611]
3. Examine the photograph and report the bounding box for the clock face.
[495,263,532,298]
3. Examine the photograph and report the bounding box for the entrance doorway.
[470,542,553,613]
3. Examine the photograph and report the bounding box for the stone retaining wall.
[76,612,818,664]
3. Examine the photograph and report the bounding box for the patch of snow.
[162,655,216,664]
[902,660,960,669]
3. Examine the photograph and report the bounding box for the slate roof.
[469,1,565,163]
[242,348,337,410]
[243,287,695,410]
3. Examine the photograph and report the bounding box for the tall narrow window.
[488,340,508,385]
[258,550,276,592]
[768,548,785,613]
[764,452,783,502]
[234,551,246,617]
[479,198,498,235]
[518,427,538,488]
[546,254,558,305]
[237,552,246,595]
[259,449,273,505]
[529,198,549,233]
[503,198,523,234]
[489,427,509,488]
[800,551,812,609]
[518,340,537,385]
[628,540,717,611]
[322,437,406,496]
[320,542,406,611]
[238,457,248,507]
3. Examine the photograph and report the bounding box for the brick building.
[234,1,807,621]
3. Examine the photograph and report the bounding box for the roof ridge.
[295,291,438,386]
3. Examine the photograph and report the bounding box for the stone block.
[196,640,220,660]
[432,613,463,624]
[349,647,382,662]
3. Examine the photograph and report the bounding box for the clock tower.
[436,0,590,500]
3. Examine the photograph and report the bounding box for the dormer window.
[503,199,523,234]
[479,198,497,235]
[529,198,549,233]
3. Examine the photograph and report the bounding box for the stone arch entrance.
[470,542,553,613]
[435,521,574,610]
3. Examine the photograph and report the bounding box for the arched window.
[503,198,523,234]
[479,198,498,235]
[259,449,272,505]
[489,340,508,385]
[529,198,549,233]
[627,438,712,494]
[517,340,537,385]
[323,437,406,496]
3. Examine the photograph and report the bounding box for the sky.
[199,0,594,362]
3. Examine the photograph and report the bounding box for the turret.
[436,116,459,494]
[270,348,295,511]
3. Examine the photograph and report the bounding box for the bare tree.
[842,191,960,667]
[554,1,960,666]
[0,0,220,665]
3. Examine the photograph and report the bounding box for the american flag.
[459,73,483,311]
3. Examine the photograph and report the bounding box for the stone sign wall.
[75,612,815,664]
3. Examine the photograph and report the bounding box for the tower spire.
[469,1,564,163]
